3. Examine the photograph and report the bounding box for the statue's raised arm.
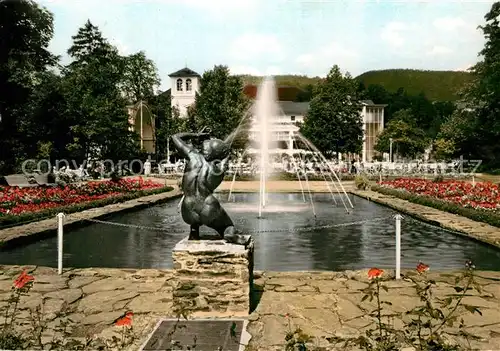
[171,132,209,158]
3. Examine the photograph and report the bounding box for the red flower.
[13,270,34,289]
[0,178,163,216]
[380,178,500,212]
[368,268,384,279]
[416,262,430,273]
[115,311,133,326]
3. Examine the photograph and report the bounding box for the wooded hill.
[356,69,473,101]
[238,69,474,102]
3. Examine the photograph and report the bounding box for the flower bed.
[0,178,172,228]
[371,181,500,229]
[378,178,500,211]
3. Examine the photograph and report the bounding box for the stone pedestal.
[172,236,254,316]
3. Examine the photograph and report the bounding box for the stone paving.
[0,266,499,350]
[353,189,500,249]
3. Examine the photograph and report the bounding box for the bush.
[372,184,500,229]
[354,174,370,190]
[432,175,444,183]
[0,186,173,229]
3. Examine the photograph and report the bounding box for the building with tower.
[162,66,386,162]
[168,67,200,117]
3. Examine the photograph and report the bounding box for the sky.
[37,0,495,91]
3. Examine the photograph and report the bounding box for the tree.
[121,51,160,103]
[362,84,392,106]
[464,2,500,167]
[0,0,57,173]
[63,20,138,162]
[433,107,475,160]
[295,84,314,102]
[300,65,363,157]
[193,65,250,142]
[25,71,76,161]
[375,109,429,159]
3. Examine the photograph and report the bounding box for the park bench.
[2,174,38,188]
[34,173,57,187]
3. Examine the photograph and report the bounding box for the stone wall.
[172,237,254,317]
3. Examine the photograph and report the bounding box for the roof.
[279,101,309,115]
[243,84,305,101]
[168,67,200,78]
[248,101,310,116]
[159,88,171,96]
[361,99,387,107]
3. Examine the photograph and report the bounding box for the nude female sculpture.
[171,131,249,245]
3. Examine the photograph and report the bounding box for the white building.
[247,101,308,154]
[360,100,387,162]
[165,67,386,162]
[168,67,200,116]
[246,99,386,162]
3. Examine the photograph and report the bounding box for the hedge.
[371,184,500,228]
[0,186,174,229]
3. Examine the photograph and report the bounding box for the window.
[176,79,183,91]
[186,79,192,91]
[290,115,296,121]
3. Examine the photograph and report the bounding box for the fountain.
[232,76,353,217]
[255,77,275,218]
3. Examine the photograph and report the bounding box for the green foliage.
[375,109,429,159]
[0,0,58,174]
[460,2,500,168]
[64,20,138,162]
[121,51,160,103]
[355,174,370,190]
[300,65,363,156]
[356,69,473,101]
[372,184,500,230]
[193,65,251,145]
[238,74,323,91]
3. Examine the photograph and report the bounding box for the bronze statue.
[172,130,249,245]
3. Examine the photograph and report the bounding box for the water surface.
[1,193,500,271]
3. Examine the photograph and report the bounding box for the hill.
[237,74,323,88]
[355,69,473,101]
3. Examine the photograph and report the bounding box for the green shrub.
[354,174,370,190]
[432,175,444,183]
[372,184,500,229]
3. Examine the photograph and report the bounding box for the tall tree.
[64,20,138,162]
[433,107,475,160]
[375,109,429,159]
[193,65,250,141]
[465,2,500,167]
[121,51,160,103]
[0,0,57,173]
[300,65,363,157]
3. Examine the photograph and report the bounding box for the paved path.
[353,189,500,249]
[0,266,499,350]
